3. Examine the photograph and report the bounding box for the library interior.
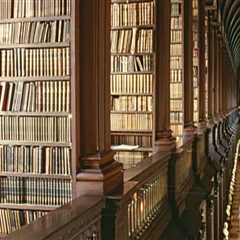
[1,0,240,239]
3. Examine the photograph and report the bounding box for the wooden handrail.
[6,196,104,240]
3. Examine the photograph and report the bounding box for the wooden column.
[218,37,223,117]
[154,0,176,152]
[213,26,218,118]
[77,0,123,196]
[222,49,228,115]
[183,0,194,130]
[198,0,206,125]
[208,13,215,123]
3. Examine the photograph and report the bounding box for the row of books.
[194,88,199,98]
[194,100,199,111]
[170,57,183,69]
[170,100,183,111]
[193,0,198,17]
[0,47,70,78]
[170,0,183,140]
[111,29,153,53]
[0,0,71,20]
[171,30,182,43]
[193,112,199,123]
[194,86,199,98]
[111,113,152,131]
[111,2,154,27]
[111,74,153,94]
[114,151,150,170]
[170,69,183,82]
[170,112,183,123]
[0,209,46,234]
[193,65,199,77]
[0,145,71,175]
[111,96,152,112]
[170,124,183,136]
[204,16,209,119]
[111,55,152,73]
[193,0,199,123]
[0,116,71,142]
[171,3,181,17]
[170,83,183,98]
[171,17,182,30]
[0,177,72,205]
[0,20,70,44]
[111,135,152,147]
[0,80,70,112]
[170,44,183,56]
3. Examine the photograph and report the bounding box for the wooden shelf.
[170,97,183,100]
[0,141,71,147]
[0,16,71,24]
[0,203,60,211]
[111,52,154,56]
[170,110,183,112]
[0,172,72,180]
[111,111,152,114]
[170,122,184,125]
[0,112,71,117]
[111,71,153,75]
[171,41,183,44]
[111,93,152,96]
[111,130,152,133]
[112,0,153,3]
[0,42,70,49]
[111,24,154,30]
[112,146,152,152]
[0,76,70,82]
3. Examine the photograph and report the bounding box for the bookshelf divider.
[110,0,155,169]
[0,0,74,235]
[170,0,184,144]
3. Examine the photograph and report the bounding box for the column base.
[154,130,176,152]
[76,151,123,196]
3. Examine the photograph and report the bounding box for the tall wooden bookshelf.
[0,0,75,235]
[110,0,155,169]
[205,14,209,119]
[193,0,199,124]
[170,0,184,143]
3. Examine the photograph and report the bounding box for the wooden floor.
[230,165,240,239]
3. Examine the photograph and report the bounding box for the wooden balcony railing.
[6,196,104,240]
[4,109,240,240]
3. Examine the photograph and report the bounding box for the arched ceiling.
[221,0,240,69]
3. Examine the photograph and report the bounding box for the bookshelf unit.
[170,0,184,143]
[193,0,199,124]
[110,0,155,169]
[0,0,75,235]
[205,14,209,119]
